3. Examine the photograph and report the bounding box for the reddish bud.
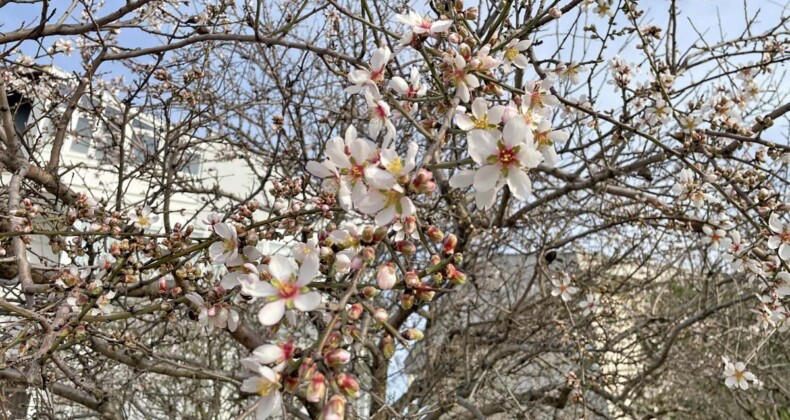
[377,263,397,290]
[396,240,417,256]
[411,168,436,193]
[442,234,458,255]
[347,303,363,321]
[404,270,420,288]
[319,394,346,420]
[326,331,343,350]
[361,246,376,265]
[361,226,375,243]
[306,372,327,403]
[426,226,444,242]
[415,285,436,302]
[284,375,300,392]
[342,325,362,340]
[401,294,415,310]
[361,286,378,299]
[446,264,467,285]
[324,348,351,367]
[374,308,389,323]
[336,373,360,399]
[372,227,388,243]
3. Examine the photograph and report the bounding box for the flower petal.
[293,291,321,312]
[473,164,500,192]
[267,255,294,282]
[258,300,286,326]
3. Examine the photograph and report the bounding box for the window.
[130,120,158,164]
[182,152,202,176]
[70,117,92,153]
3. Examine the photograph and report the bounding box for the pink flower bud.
[306,372,327,403]
[404,270,420,288]
[342,325,362,340]
[336,373,360,399]
[361,247,376,265]
[374,308,389,323]
[396,240,416,256]
[377,263,397,290]
[446,264,467,285]
[319,395,346,420]
[361,286,378,299]
[442,234,458,255]
[325,348,351,367]
[347,303,363,321]
[426,226,444,242]
[415,285,435,302]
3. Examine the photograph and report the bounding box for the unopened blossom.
[240,365,282,420]
[500,39,531,73]
[209,222,239,264]
[722,358,756,390]
[455,97,505,144]
[452,117,543,209]
[320,394,346,420]
[364,91,396,145]
[324,348,351,367]
[579,294,600,316]
[533,119,569,168]
[551,275,578,301]
[768,213,790,260]
[307,372,327,403]
[346,46,391,95]
[336,372,361,398]
[184,293,239,332]
[129,206,159,229]
[377,263,397,290]
[244,255,322,326]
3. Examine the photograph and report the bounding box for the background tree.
[0,0,789,419]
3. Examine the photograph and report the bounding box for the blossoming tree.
[0,0,789,419]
